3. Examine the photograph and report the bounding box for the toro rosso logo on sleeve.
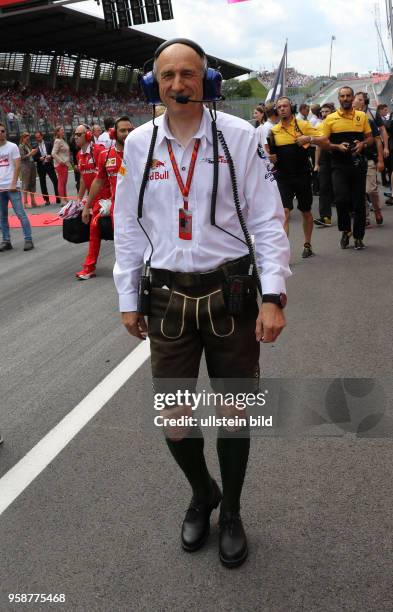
[257,143,266,160]
[257,144,276,182]
[150,159,169,180]
[202,155,228,164]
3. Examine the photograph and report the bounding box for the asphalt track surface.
[1,173,393,611]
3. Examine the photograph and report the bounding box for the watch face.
[279,293,287,308]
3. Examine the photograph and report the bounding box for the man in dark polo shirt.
[314,103,335,227]
[269,96,327,258]
[323,87,374,250]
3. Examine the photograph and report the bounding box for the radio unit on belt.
[225,275,255,316]
[137,264,151,315]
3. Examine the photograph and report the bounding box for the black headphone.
[275,96,297,115]
[108,115,133,140]
[82,124,93,143]
[138,38,222,105]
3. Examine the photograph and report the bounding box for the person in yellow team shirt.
[323,87,374,250]
[269,97,328,258]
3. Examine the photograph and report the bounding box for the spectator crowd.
[258,67,314,89]
[0,83,150,135]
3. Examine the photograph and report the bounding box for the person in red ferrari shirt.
[74,124,108,280]
[78,116,134,280]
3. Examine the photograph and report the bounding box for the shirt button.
[181,166,186,171]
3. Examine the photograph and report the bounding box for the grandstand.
[0,5,251,138]
[257,68,333,105]
[258,67,314,89]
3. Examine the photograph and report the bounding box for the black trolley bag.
[99,216,114,241]
[62,214,90,243]
[63,214,113,242]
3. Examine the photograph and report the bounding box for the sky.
[73,0,392,77]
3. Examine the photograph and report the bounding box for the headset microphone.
[173,95,202,104]
[172,94,225,104]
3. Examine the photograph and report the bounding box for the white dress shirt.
[39,141,48,158]
[309,115,322,128]
[114,108,291,312]
[257,120,275,147]
[296,112,309,122]
[98,131,112,147]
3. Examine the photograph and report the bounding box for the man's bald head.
[153,42,206,114]
[153,42,207,81]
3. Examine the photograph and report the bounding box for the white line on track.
[319,86,338,105]
[0,340,151,517]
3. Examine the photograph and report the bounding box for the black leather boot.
[181,479,222,552]
[219,511,248,568]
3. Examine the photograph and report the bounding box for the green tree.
[235,81,252,98]
[222,79,240,99]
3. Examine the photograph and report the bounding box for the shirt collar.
[156,106,214,147]
[278,116,296,130]
[337,108,355,119]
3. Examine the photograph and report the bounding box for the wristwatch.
[262,293,287,308]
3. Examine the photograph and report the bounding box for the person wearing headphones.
[114,39,291,568]
[74,125,107,280]
[79,117,134,278]
[269,97,328,257]
[323,87,374,250]
[83,116,133,219]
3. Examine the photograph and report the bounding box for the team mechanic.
[81,116,134,249]
[323,87,374,250]
[74,125,107,280]
[113,39,291,568]
[268,97,328,258]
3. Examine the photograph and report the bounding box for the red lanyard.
[167,138,200,210]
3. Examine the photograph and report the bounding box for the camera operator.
[323,87,373,250]
[353,92,384,226]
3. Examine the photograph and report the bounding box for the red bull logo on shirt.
[151,159,166,169]
[149,170,169,181]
